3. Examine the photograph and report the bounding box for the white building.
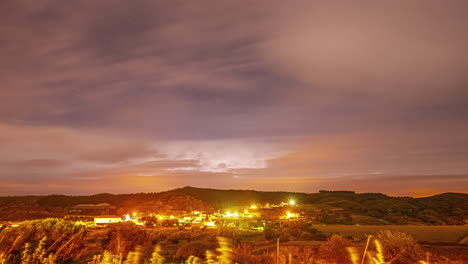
[94,215,122,225]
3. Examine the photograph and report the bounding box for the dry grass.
[1,231,464,264]
[344,232,465,264]
[315,225,468,244]
[319,234,354,264]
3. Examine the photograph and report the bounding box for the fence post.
[276,237,280,264]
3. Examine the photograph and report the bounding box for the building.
[94,215,122,225]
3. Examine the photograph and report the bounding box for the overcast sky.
[1,0,467,196]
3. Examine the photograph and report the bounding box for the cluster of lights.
[120,198,299,226]
[285,211,299,219]
[224,211,239,218]
[205,221,216,227]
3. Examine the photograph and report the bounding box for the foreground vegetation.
[315,225,468,244]
[0,219,466,264]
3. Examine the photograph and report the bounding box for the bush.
[217,227,238,241]
[375,230,424,263]
[174,241,217,260]
[283,221,326,241]
[263,222,281,241]
[318,234,354,264]
[106,222,149,255]
[232,243,255,264]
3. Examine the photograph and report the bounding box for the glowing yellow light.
[286,212,295,219]
[169,215,174,219]
[132,212,138,217]
[205,221,216,227]
[289,199,296,206]
[125,214,131,221]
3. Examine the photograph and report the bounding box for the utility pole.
[288,253,292,264]
[276,237,280,264]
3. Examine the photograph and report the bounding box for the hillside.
[0,187,466,224]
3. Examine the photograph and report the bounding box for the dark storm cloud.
[0,0,467,194]
[0,0,279,137]
[2,0,465,136]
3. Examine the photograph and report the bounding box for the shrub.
[318,234,354,264]
[283,221,326,241]
[106,222,149,255]
[375,230,424,264]
[217,227,238,241]
[173,241,216,260]
[232,243,256,264]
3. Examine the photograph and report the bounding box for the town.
[0,199,304,231]
[61,199,300,229]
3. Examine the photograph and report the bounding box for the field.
[315,225,468,244]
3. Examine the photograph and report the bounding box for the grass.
[1,223,466,264]
[315,225,468,244]
[1,233,465,264]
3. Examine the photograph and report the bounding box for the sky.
[0,0,467,196]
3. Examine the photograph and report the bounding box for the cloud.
[0,121,466,196]
[227,174,468,197]
[1,0,467,139]
[262,1,468,97]
[0,123,158,164]
[0,122,160,190]
[0,0,288,139]
[226,124,468,195]
[0,1,467,195]
[0,122,290,194]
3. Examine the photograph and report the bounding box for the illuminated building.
[94,215,122,225]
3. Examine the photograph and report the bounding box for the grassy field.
[315,225,468,244]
